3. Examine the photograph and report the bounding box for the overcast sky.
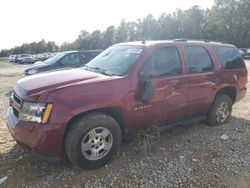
[0,0,214,50]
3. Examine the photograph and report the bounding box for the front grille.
[11,93,22,119]
[13,107,19,118]
[13,94,22,105]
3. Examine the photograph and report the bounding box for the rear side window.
[83,52,99,58]
[213,46,245,69]
[142,47,182,78]
[184,46,213,74]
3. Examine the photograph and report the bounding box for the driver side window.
[61,54,80,65]
[142,46,182,78]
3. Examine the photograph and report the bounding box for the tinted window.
[184,46,213,74]
[79,54,90,65]
[142,47,182,78]
[44,53,65,64]
[61,54,81,65]
[83,52,100,58]
[213,46,245,69]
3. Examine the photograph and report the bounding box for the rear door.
[132,45,189,128]
[183,45,218,117]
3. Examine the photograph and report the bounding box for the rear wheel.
[208,95,232,126]
[65,113,121,169]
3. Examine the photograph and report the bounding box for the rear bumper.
[6,106,64,162]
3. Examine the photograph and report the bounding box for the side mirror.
[138,71,155,103]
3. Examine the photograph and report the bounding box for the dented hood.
[15,68,112,96]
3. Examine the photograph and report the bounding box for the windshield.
[85,45,144,76]
[44,53,65,64]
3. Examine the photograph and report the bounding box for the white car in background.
[9,55,16,63]
[245,49,250,59]
[16,54,34,64]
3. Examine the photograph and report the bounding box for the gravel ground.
[0,61,250,188]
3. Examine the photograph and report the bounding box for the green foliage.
[204,0,250,47]
[1,0,249,57]
[0,40,59,57]
[102,26,116,48]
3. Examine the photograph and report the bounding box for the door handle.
[210,78,217,83]
[172,82,185,89]
[209,78,217,86]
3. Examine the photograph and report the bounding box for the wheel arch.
[214,86,237,104]
[63,107,127,145]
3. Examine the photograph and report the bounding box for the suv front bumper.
[6,106,63,162]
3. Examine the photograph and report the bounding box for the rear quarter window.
[213,46,245,69]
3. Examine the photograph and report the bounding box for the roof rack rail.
[173,38,227,44]
[173,39,216,43]
[173,39,188,42]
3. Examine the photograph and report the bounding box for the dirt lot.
[0,61,250,188]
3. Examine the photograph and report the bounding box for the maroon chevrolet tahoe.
[6,40,248,169]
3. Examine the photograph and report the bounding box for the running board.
[158,115,207,132]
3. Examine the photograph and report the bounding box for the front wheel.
[208,95,232,126]
[65,113,121,169]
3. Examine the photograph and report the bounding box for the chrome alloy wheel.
[216,102,229,123]
[81,127,113,161]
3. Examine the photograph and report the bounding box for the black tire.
[65,113,121,169]
[208,95,232,126]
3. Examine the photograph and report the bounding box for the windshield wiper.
[83,66,113,76]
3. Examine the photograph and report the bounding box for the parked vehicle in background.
[239,48,250,59]
[239,48,246,57]
[32,54,40,62]
[36,53,45,61]
[46,52,55,59]
[35,52,56,61]
[7,40,247,169]
[244,48,250,59]
[13,55,20,63]
[24,50,102,76]
[9,55,17,63]
[16,54,34,64]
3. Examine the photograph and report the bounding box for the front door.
[131,45,189,129]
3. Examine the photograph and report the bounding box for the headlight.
[19,102,53,123]
[28,69,38,75]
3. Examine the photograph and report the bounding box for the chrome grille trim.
[12,106,19,118]
[13,93,22,106]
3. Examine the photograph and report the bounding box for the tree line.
[0,0,249,57]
